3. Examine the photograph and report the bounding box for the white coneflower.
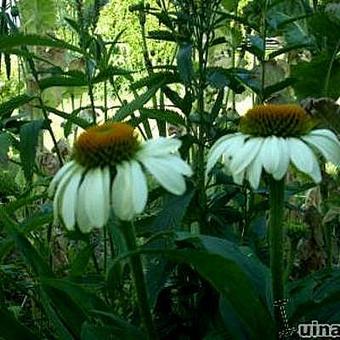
[207,104,340,189]
[49,122,192,232]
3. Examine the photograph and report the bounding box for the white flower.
[207,104,340,189]
[49,123,192,232]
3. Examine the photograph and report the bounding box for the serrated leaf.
[0,94,35,119]
[19,119,44,183]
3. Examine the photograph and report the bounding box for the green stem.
[121,221,158,340]
[268,177,285,334]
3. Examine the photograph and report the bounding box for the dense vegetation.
[0,0,339,339]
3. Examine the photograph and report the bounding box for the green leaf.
[70,245,93,277]
[45,106,91,129]
[154,248,275,339]
[0,33,82,53]
[81,321,146,340]
[221,0,239,11]
[245,36,265,60]
[291,54,340,100]
[177,43,193,85]
[263,77,296,100]
[148,30,177,42]
[19,119,44,183]
[288,269,340,324]
[139,108,185,127]
[131,72,179,91]
[0,94,35,119]
[0,307,37,340]
[40,278,109,336]
[0,207,52,276]
[39,74,87,90]
[0,132,11,162]
[114,85,160,121]
[176,234,270,304]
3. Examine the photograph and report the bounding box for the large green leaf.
[19,119,44,183]
[291,54,340,99]
[156,248,275,339]
[288,269,340,324]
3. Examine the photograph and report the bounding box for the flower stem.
[121,221,158,340]
[268,177,285,334]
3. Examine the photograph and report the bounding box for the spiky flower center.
[240,104,316,137]
[73,122,139,168]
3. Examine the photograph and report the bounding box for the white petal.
[139,156,186,195]
[288,138,322,183]
[302,132,340,165]
[112,162,135,221]
[81,168,110,228]
[154,155,193,176]
[130,161,148,214]
[309,129,340,143]
[60,168,83,230]
[232,169,245,185]
[76,182,93,233]
[260,137,281,175]
[48,161,77,197]
[229,137,263,174]
[221,134,248,166]
[272,138,290,180]
[206,133,243,174]
[136,137,181,158]
[246,156,263,189]
[53,164,80,225]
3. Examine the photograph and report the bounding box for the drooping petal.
[229,137,263,174]
[246,155,263,189]
[302,131,340,165]
[272,137,290,180]
[112,162,135,221]
[260,136,281,175]
[206,133,243,174]
[136,137,181,159]
[76,181,93,233]
[155,155,193,176]
[81,168,110,228]
[139,156,186,195]
[48,161,77,197]
[101,166,111,222]
[221,134,249,166]
[288,138,322,183]
[130,161,148,214]
[232,168,245,186]
[53,164,80,225]
[60,167,83,230]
